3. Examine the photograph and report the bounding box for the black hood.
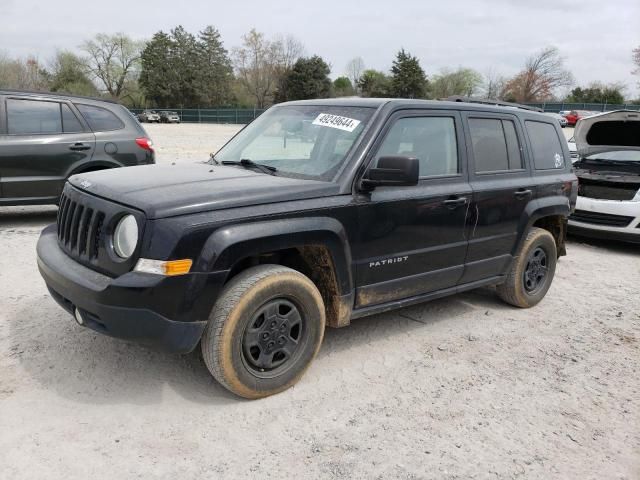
[69,163,340,219]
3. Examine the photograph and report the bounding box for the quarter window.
[6,99,62,134]
[76,104,124,131]
[469,118,523,172]
[375,117,459,177]
[61,104,84,133]
[526,121,565,170]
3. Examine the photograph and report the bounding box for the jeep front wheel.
[201,265,326,399]
[496,227,557,308]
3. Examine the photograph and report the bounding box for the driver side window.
[375,116,459,177]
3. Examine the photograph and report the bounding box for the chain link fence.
[129,108,266,124]
[130,103,640,124]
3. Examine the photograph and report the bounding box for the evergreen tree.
[357,69,391,97]
[389,49,427,98]
[279,55,331,101]
[139,31,174,107]
[197,26,233,106]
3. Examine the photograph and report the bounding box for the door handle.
[514,189,533,199]
[69,143,91,151]
[442,197,467,209]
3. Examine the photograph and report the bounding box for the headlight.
[113,215,138,259]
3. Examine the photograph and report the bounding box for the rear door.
[0,96,95,203]
[459,112,535,284]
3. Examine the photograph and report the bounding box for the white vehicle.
[569,110,640,243]
[567,136,578,162]
[544,112,568,128]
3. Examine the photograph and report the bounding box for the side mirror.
[361,156,419,190]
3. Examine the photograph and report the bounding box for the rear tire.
[201,265,325,399]
[496,227,557,308]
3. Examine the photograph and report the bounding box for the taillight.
[135,137,154,152]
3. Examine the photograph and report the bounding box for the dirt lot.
[1,124,639,479]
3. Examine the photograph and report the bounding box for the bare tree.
[233,29,303,108]
[482,68,507,100]
[345,57,365,93]
[633,46,640,85]
[0,52,48,90]
[81,33,143,98]
[502,47,573,102]
[273,34,305,71]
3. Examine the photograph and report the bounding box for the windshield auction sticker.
[312,113,361,132]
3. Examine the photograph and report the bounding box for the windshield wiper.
[221,158,277,175]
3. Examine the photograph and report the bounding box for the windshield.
[585,151,640,162]
[214,105,375,180]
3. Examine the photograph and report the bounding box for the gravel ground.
[1,124,638,480]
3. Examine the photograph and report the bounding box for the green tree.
[196,26,233,106]
[357,69,390,97]
[279,55,331,101]
[139,31,175,107]
[565,83,625,104]
[333,76,354,97]
[431,67,483,99]
[389,49,427,98]
[48,50,97,96]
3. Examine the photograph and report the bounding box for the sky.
[1,0,639,98]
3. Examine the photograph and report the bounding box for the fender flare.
[513,196,571,255]
[197,216,354,295]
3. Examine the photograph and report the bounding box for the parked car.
[138,110,161,123]
[544,112,568,128]
[159,111,181,123]
[569,110,640,243]
[37,98,577,398]
[563,110,598,126]
[0,90,155,206]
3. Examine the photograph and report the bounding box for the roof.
[0,89,120,104]
[281,97,548,117]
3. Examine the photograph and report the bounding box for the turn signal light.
[134,258,192,276]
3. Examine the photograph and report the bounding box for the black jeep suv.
[0,90,155,205]
[37,98,577,398]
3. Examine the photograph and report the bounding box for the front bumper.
[37,225,210,353]
[568,195,640,243]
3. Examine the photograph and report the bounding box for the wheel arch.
[198,217,354,328]
[515,197,570,257]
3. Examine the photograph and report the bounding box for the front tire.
[201,265,326,399]
[496,227,557,308]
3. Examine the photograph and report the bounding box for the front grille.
[577,179,639,201]
[56,184,143,277]
[570,210,634,227]
[57,193,105,260]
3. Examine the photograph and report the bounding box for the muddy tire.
[496,227,557,308]
[201,265,325,399]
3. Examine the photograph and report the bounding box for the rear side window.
[468,118,523,172]
[7,99,62,134]
[61,104,84,133]
[526,121,565,170]
[375,116,459,177]
[76,104,124,131]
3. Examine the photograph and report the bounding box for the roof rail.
[444,96,543,113]
[0,89,120,104]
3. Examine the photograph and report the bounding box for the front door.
[354,110,471,308]
[0,97,94,203]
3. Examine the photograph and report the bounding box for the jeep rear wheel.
[201,265,325,399]
[496,227,557,308]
